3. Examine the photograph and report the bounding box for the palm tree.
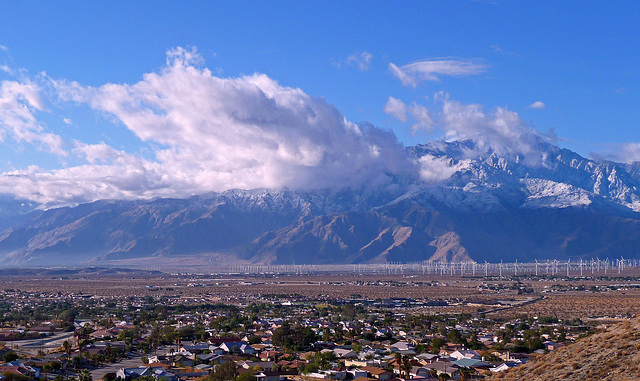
[78,369,92,381]
[62,340,72,362]
[394,352,402,377]
[437,373,450,381]
[402,356,412,379]
[459,368,473,381]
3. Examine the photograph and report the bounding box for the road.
[9,331,75,356]
[89,354,145,380]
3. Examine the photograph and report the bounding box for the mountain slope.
[2,139,640,266]
[491,319,640,380]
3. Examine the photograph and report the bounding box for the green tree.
[63,340,72,361]
[459,368,473,381]
[1,372,29,381]
[208,361,237,381]
[431,338,446,353]
[236,371,256,381]
[271,322,316,350]
[78,369,92,381]
[394,352,402,377]
[402,356,412,379]
[446,329,463,345]
[2,351,18,362]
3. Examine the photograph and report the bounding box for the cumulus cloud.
[346,51,373,71]
[418,155,464,182]
[528,101,546,110]
[9,47,416,204]
[0,151,167,204]
[596,142,640,164]
[386,92,550,165]
[0,80,66,155]
[383,96,408,122]
[439,96,550,165]
[384,96,434,134]
[0,47,559,205]
[408,103,435,133]
[389,58,487,87]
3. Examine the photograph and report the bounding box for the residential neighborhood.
[0,275,598,381]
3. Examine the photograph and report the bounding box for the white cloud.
[408,103,434,134]
[13,47,416,204]
[0,45,7,52]
[384,96,434,134]
[0,47,557,205]
[418,154,464,182]
[528,101,546,110]
[346,51,373,71]
[440,97,549,165]
[0,80,66,156]
[597,142,640,164]
[383,96,408,122]
[389,58,487,87]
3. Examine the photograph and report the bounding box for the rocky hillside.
[491,319,640,380]
[2,139,640,266]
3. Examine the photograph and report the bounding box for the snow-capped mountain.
[2,139,640,267]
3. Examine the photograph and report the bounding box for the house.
[172,367,209,379]
[415,353,439,365]
[449,349,480,360]
[116,366,178,381]
[411,366,437,378]
[423,361,458,378]
[333,348,358,359]
[239,361,277,371]
[172,353,194,367]
[194,364,213,372]
[196,353,224,364]
[220,342,255,354]
[389,342,415,352]
[490,362,522,373]
[495,351,528,362]
[260,351,280,361]
[361,366,394,381]
[208,337,240,345]
[180,341,210,354]
[254,370,298,381]
[543,340,564,351]
[452,358,491,369]
[208,346,227,355]
[347,369,369,379]
[0,363,40,378]
[146,355,170,365]
[276,360,301,370]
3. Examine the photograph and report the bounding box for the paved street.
[89,354,144,380]
[9,331,75,356]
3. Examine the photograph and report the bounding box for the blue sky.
[0,1,639,204]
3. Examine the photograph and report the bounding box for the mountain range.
[2,138,640,267]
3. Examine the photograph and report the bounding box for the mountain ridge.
[2,139,640,266]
